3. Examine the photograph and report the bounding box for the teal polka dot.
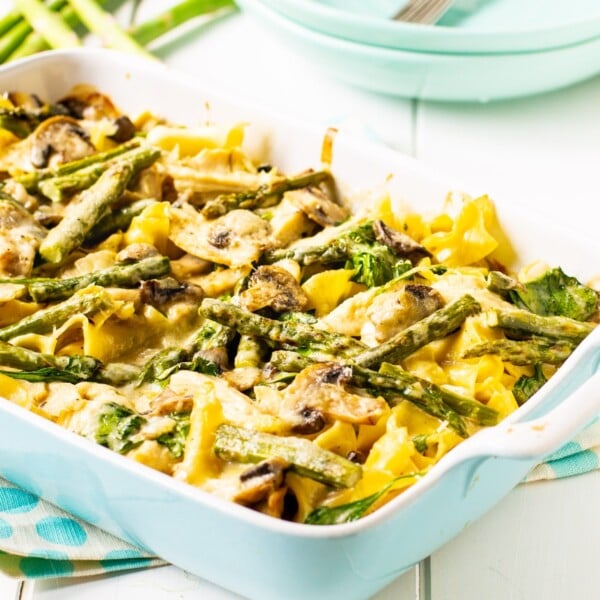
[0,517,13,539]
[20,553,74,578]
[103,549,143,560]
[35,517,87,547]
[0,487,39,513]
[100,550,153,572]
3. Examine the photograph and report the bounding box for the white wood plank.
[430,474,600,600]
[0,573,21,600]
[25,562,416,600]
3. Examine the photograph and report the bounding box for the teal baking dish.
[0,49,599,600]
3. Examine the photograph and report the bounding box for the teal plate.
[239,0,600,102]
[258,0,600,53]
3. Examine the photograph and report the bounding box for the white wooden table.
[1,3,599,599]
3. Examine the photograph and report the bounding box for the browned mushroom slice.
[373,220,432,264]
[283,363,387,427]
[362,283,445,344]
[140,277,204,310]
[58,85,121,120]
[239,265,308,313]
[286,187,349,227]
[29,116,95,169]
[234,457,289,505]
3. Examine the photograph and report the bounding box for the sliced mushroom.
[281,363,388,428]
[140,277,204,309]
[234,457,289,505]
[109,115,136,143]
[239,265,308,313]
[286,186,349,227]
[58,85,120,120]
[362,284,445,345]
[116,243,161,264]
[169,206,272,267]
[373,220,432,264]
[29,116,95,169]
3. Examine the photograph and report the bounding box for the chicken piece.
[361,284,444,345]
[0,196,46,277]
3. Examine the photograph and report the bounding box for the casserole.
[0,49,598,600]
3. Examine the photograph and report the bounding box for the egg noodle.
[0,87,597,524]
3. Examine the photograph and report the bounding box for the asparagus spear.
[39,162,135,264]
[213,423,362,488]
[131,0,235,46]
[0,103,68,139]
[14,0,81,48]
[462,338,576,366]
[26,255,170,302]
[378,362,499,427]
[84,198,156,246]
[66,0,154,58]
[234,335,266,369]
[201,170,330,218]
[200,298,366,357]
[16,138,141,191]
[0,15,34,62]
[487,309,595,344]
[0,10,22,37]
[139,318,234,384]
[354,295,481,368]
[38,145,160,203]
[261,240,349,267]
[0,288,112,342]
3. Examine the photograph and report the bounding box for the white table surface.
[1,2,599,599]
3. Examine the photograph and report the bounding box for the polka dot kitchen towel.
[0,479,165,579]
[1,421,600,580]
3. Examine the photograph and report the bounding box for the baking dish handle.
[465,370,600,460]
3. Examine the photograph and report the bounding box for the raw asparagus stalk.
[0,10,22,37]
[201,170,330,218]
[38,145,160,203]
[462,338,576,366]
[355,295,481,368]
[0,15,34,62]
[39,162,135,264]
[487,309,595,343]
[14,0,81,48]
[213,423,362,488]
[85,198,156,246]
[26,255,170,302]
[131,0,235,46]
[16,139,141,191]
[66,0,153,58]
[0,288,112,341]
[200,298,366,357]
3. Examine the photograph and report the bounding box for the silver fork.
[393,0,453,23]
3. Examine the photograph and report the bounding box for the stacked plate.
[237,0,600,102]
